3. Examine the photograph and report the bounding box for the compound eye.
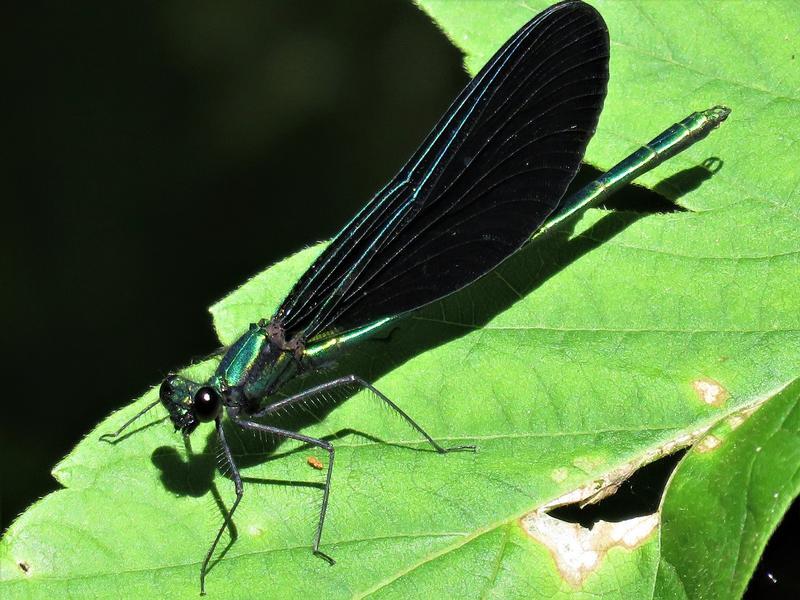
[194,386,222,422]
[159,374,179,402]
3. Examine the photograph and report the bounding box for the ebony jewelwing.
[103,1,729,592]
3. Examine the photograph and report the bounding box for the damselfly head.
[159,374,222,434]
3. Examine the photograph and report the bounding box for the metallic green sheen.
[540,106,731,235]
[304,317,393,359]
[215,324,266,387]
[242,347,296,400]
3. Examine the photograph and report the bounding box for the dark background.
[4,1,795,596]
[5,0,466,527]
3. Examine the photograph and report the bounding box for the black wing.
[275,1,609,341]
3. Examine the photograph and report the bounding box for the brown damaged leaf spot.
[696,434,722,453]
[520,512,659,587]
[551,467,569,483]
[726,401,765,429]
[695,402,768,454]
[520,388,778,587]
[727,413,747,430]
[519,428,710,586]
[577,478,622,507]
[572,456,606,473]
[693,377,730,407]
[545,427,709,509]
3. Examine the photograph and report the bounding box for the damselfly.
[104,1,729,592]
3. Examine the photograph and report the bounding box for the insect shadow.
[151,159,724,503]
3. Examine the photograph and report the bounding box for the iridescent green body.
[210,107,731,412]
[107,102,731,594]
[303,317,392,358]
[139,103,729,446]
[209,316,393,413]
[211,322,297,406]
[541,106,730,235]
[100,3,731,593]
[216,324,264,386]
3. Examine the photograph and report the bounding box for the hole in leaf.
[548,449,687,528]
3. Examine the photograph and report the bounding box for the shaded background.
[4,1,795,596]
[5,0,466,526]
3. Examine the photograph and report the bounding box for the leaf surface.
[2,1,798,597]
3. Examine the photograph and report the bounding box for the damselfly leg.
[253,374,476,454]
[200,419,243,595]
[99,398,161,442]
[200,374,475,593]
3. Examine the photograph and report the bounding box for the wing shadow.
[154,160,723,495]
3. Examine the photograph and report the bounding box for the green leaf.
[654,379,800,599]
[2,1,798,597]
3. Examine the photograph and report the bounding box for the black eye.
[160,374,179,402]
[194,386,221,422]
